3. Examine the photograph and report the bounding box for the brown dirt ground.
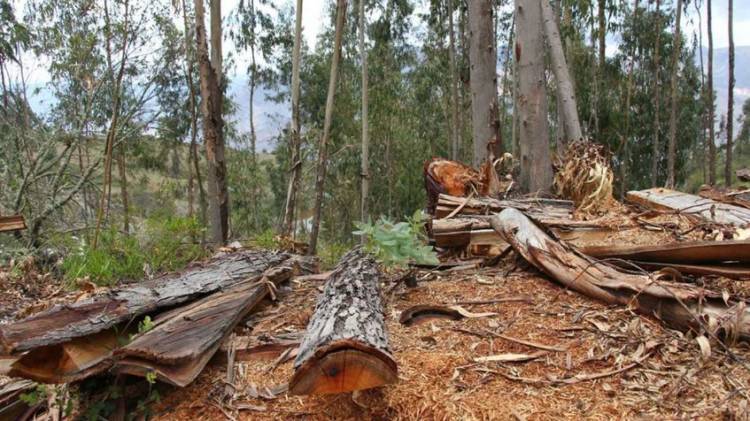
[151,257,750,420]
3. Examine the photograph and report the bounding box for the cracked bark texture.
[291,248,396,394]
[0,250,291,353]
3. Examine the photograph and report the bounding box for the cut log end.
[289,340,397,395]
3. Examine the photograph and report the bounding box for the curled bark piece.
[490,208,750,343]
[289,249,397,395]
[399,305,496,326]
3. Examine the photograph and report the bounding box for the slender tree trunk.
[359,0,369,228]
[726,0,735,186]
[93,0,130,249]
[651,0,662,187]
[707,0,716,185]
[117,147,129,233]
[666,0,682,188]
[249,0,259,229]
[282,0,304,237]
[515,0,552,193]
[448,0,460,160]
[597,0,605,70]
[196,0,228,245]
[181,0,206,226]
[309,0,347,255]
[696,0,707,184]
[619,0,641,199]
[540,0,583,143]
[468,0,500,166]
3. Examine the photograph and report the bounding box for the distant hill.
[700,46,750,122]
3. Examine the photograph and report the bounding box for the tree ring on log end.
[289,339,397,395]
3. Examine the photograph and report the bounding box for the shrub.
[353,210,439,268]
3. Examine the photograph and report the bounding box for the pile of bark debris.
[425,158,750,344]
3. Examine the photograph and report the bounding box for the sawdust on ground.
[150,259,750,420]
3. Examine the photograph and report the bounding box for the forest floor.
[3,209,750,419]
[151,255,750,419]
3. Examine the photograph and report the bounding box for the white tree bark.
[515,0,552,193]
[468,0,499,167]
[540,0,583,143]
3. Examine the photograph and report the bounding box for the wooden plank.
[581,240,750,264]
[289,249,397,395]
[114,262,299,386]
[626,188,750,226]
[0,250,291,353]
[0,215,26,233]
[491,208,750,341]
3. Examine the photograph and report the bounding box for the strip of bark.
[114,262,300,387]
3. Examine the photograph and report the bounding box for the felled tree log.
[627,188,750,226]
[491,208,750,342]
[435,193,574,221]
[115,262,300,387]
[0,250,291,353]
[289,249,397,395]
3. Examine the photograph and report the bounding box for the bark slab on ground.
[0,250,291,353]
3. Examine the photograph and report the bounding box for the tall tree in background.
[726,0,734,186]
[195,0,228,244]
[281,0,303,237]
[93,0,131,248]
[515,0,551,193]
[359,0,370,227]
[309,0,347,255]
[619,0,641,197]
[181,0,207,226]
[650,0,662,186]
[468,0,499,166]
[707,0,716,184]
[666,0,682,188]
[448,0,460,160]
[541,0,582,143]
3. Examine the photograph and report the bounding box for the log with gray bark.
[114,262,300,387]
[289,249,397,395]
[491,208,750,342]
[0,250,291,353]
[627,188,750,226]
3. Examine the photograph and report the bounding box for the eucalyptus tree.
[194,0,228,245]
[726,0,734,186]
[707,0,715,184]
[468,0,499,166]
[666,0,683,188]
[515,0,552,193]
